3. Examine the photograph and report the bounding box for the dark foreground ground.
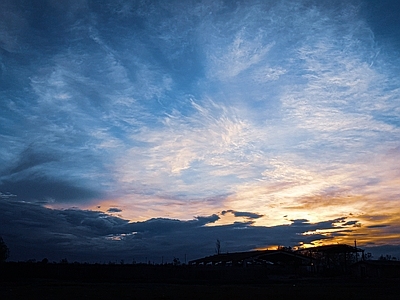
[2,277,400,300]
[1,263,400,299]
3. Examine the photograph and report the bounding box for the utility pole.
[216,239,221,255]
[354,240,358,262]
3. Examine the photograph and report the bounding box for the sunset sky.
[1,0,400,263]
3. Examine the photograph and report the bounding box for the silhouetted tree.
[277,245,292,252]
[173,257,181,266]
[379,254,398,261]
[0,237,10,262]
[364,252,373,260]
[60,258,69,264]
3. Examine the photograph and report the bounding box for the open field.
[2,278,400,300]
[1,263,400,299]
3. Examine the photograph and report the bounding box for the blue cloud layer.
[0,199,365,262]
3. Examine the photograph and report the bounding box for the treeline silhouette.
[2,236,399,285]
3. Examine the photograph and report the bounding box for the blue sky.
[1,0,400,262]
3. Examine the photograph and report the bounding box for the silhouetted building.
[190,244,367,276]
[189,249,315,274]
[352,260,400,278]
[296,244,364,274]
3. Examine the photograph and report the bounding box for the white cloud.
[114,99,259,196]
[210,33,275,80]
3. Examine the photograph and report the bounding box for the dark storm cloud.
[127,214,220,234]
[58,208,130,235]
[195,214,220,225]
[289,218,361,233]
[107,207,122,213]
[221,210,264,219]
[3,146,59,176]
[0,176,101,203]
[289,219,310,226]
[343,220,360,226]
[0,145,105,204]
[367,224,390,228]
[0,200,360,263]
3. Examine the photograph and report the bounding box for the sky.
[1,0,400,263]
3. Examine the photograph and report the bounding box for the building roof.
[189,244,365,266]
[189,249,313,265]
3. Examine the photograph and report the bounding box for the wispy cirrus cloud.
[1,0,400,262]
